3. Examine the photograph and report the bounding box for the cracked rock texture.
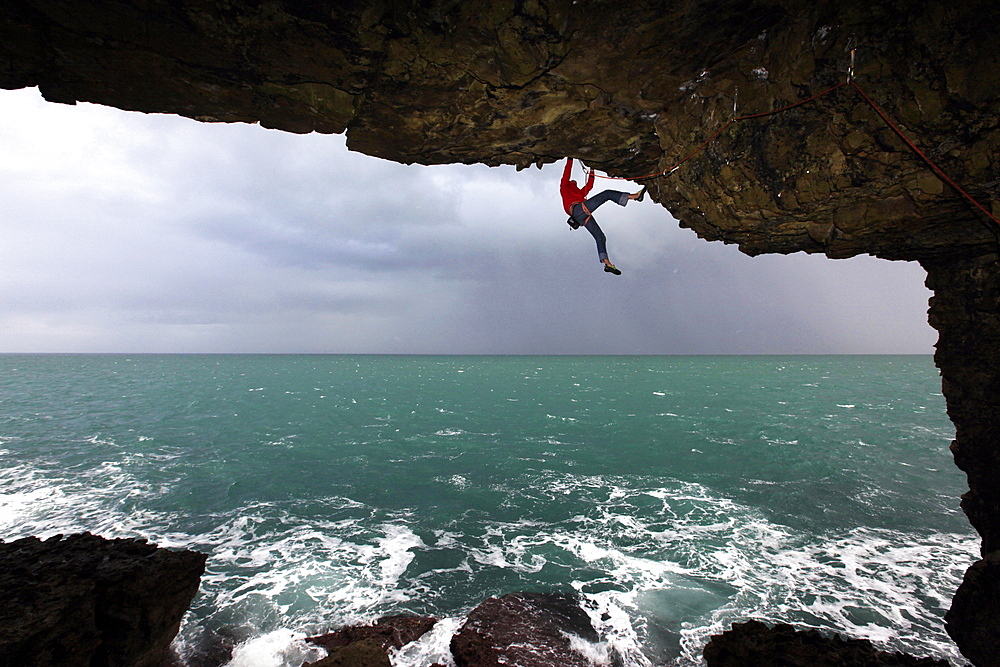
[1,0,998,664]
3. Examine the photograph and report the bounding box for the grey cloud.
[0,87,936,354]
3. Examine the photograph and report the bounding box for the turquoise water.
[0,355,976,665]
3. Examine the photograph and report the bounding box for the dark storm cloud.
[0,87,935,354]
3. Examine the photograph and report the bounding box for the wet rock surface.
[0,532,206,667]
[703,620,951,667]
[450,592,600,667]
[305,615,438,667]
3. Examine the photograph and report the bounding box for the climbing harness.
[567,201,593,229]
[586,68,999,228]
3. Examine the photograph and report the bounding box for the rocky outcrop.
[450,592,600,667]
[1,1,998,663]
[703,620,950,667]
[305,615,438,667]
[0,532,206,667]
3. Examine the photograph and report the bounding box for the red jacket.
[559,158,594,214]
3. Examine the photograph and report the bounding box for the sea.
[0,354,978,666]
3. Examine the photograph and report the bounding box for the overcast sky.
[0,87,937,354]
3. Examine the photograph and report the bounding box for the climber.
[560,157,645,275]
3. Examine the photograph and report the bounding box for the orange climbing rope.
[848,81,999,226]
[587,79,999,227]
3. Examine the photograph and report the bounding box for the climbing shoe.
[636,187,646,202]
[604,263,622,275]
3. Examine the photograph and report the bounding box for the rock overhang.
[2,0,997,262]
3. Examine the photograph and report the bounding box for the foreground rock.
[703,620,950,667]
[946,549,1000,667]
[302,597,964,666]
[450,592,601,667]
[0,532,206,667]
[305,615,438,667]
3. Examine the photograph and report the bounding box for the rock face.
[703,620,950,667]
[1,1,998,663]
[450,592,600,667]
[0,532,207,667]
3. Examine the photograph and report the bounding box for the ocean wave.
[0,447,976,667]
[0,357,974,667]
[375,473,977,667]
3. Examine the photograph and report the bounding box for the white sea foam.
[565,632,613,666]
[370,525,425,586]
[577,589,652,667]
[200,517,428,627]
[0,486,66,533]
[389,617,461,667]
[3,462,976,667]
[446,474,469,489]
[466,525,547,573]
[223,629,324,667]
[455,473,979,666]
[0,456,162,539]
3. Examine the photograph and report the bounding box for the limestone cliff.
[1,0,998,664]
